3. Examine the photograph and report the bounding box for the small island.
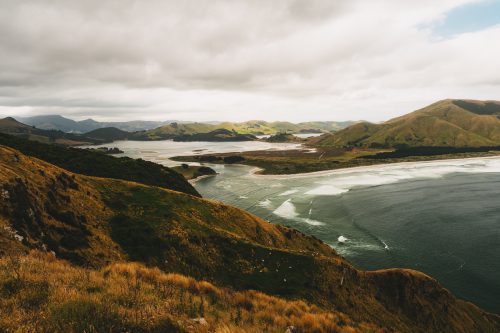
[265,132,304,143]
[85,146,124,154]
[172,164,217,180]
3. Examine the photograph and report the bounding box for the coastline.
[188,173,217,184]
[247,154,500,179]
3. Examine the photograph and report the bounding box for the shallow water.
[93,140,500,314]
[84,139,302,167]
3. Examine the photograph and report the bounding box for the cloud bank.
[0,0,499,121]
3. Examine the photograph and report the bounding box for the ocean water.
[195,159,500,314]
[92,140,500,314]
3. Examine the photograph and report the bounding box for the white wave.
[302,218,324,226]
[330,239,386,257]
[278,189,299,196]
[273,199,298,219]
[305,185,349,196]
[338,235,348,243]
[239,196,249,199]
[257,199,272,208]
[303,157,500,196]
[273,200,325,225]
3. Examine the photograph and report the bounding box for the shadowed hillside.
[84,127,132,142]
[16,114,170,133]
[0,134,199,197]
[311,99,500,148]
[0,117,103,146]
[1,145,499,332]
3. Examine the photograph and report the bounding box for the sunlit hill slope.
[0,143,499,332]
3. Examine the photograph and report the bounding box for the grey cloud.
[0,0,498,122]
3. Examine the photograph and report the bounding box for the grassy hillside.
[133,123,221,140]
[311,99,500,148]
[173,129,257,142]
[133,121,356,140]
[0,252,381,333]
[216,121,357,134]
[84,127,132,142]
[0,134,199,197]
[266,133,304,143]
[0,117,102,146]
[1,145,499,332]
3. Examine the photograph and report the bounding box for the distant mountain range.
[9,100,500,148]
[311,99,500,148]
[0,116,358,144]
[15,115,172,133]
[14,115,357,136]
[134,120,357,140]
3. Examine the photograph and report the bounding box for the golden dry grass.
[0,251,384,333]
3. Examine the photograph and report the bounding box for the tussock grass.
[0,251,380,333]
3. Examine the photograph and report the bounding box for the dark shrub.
[198,167,216,175]
[223,156,245,164]
[19,281,49,309]
[0,278,23,297]
[44,299,125,333]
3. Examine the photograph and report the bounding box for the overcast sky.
[1,0,500,122]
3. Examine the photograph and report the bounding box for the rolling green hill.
[0,145,499,332]
[266,133,304,143]
[84,127,132,142]
[173,128,257,142]
[311,99,500,148]
[134,120,356,140]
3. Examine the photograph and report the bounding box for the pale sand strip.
[248,154,500,179]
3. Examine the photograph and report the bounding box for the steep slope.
[0,117,33,133]
[0,134,199,197]
[0,117,102,145]
[312,99,500,148]
[0,252,383,333]
[0,145,499,332]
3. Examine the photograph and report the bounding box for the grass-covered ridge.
[312,99,500,148]
[1,145,499,332]
[0,133,199,196]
